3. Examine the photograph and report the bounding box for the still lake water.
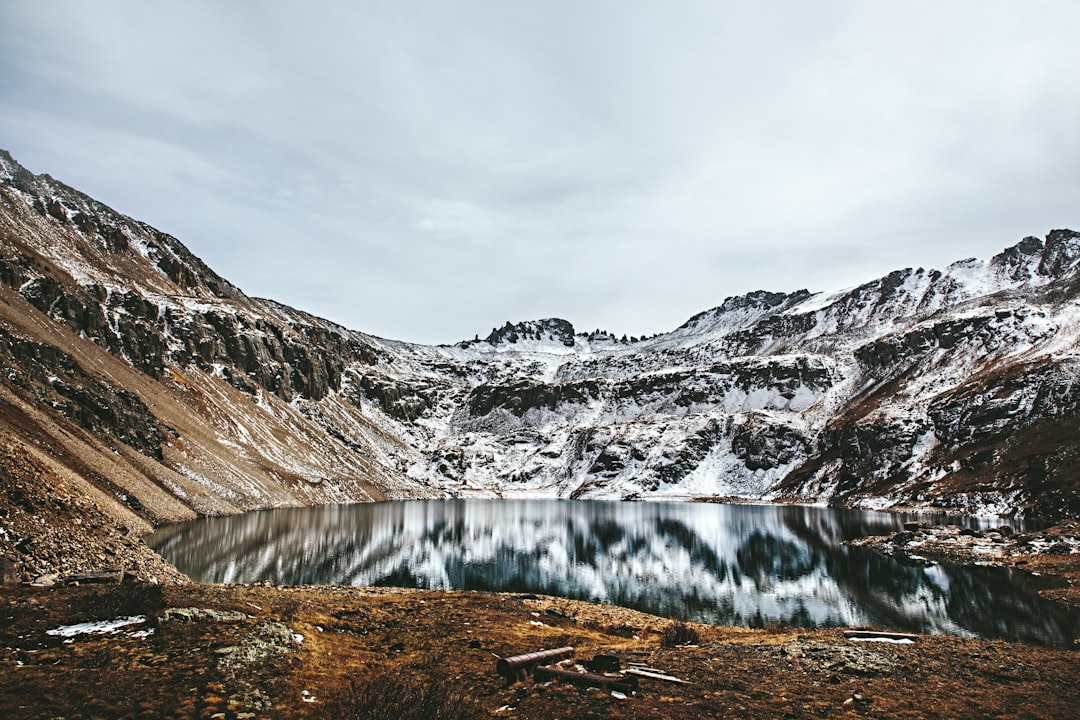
[147,500,1078,647]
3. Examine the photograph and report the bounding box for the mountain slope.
[0,149,436,580]
[1,144,1078,580]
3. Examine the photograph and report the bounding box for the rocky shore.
[848,521,1080,609]
[0,431,187,587]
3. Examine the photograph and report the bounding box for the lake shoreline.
[848,520,1080,610]
[4,478,1079,718]
[4,503,1079,718]
[146,498,1075,646]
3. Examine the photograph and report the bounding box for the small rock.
[998,525,1014,537]
[584,654,621,672]
[159,607,250,623]
[844,692,871,706]
[781,641,897,676]
[29,573,58,587]
[959,527,977,537]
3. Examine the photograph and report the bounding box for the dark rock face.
[461,318,577,348]
[0,325,165,459]
[1038,229,1080,278]
[853,308,1051,383]
[928,361,1080,450]
[467,378,603,418]
[349,371,446,422]
[719,312,820,357]
[730,419,808,472]
[0,252,169,379]
[0,172,379,403]
[809,419,930,498]
[651,419,726,486]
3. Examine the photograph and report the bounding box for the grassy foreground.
[2,577,1078,720]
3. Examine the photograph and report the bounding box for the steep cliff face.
[0,149,426,559]
[1,147,1078,546]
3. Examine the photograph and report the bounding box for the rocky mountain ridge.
[367,227,1080,520]
[1,145,1078,585]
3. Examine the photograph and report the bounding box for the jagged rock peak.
[676,289,812,334]
[988,230,1080,281]
[0,149,28,183]
[459,318,577,348]
[1038,228,1080,277]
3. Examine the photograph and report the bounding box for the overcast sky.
[1,1,1077,344]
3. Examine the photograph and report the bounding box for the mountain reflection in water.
[147,500,1077,647]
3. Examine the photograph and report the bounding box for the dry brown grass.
[659,620,700,647]
[1,581,1077,719]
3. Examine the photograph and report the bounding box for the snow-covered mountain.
[1,148,1078,530]
[365,234,1080,520]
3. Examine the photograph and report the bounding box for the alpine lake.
[147,499,1079,648]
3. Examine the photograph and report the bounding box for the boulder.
[1,555,21,584]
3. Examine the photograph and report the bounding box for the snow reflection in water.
[148,500,1077,647]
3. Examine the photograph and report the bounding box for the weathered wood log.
[624,667,692,684]
[496,647,574,680]
[533,665,638,693]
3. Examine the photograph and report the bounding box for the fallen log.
[533,665,638,693]
[496,647,574,681]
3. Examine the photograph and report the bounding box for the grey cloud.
[1,1,1078,343]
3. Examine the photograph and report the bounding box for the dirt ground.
[2,575,1078,720]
